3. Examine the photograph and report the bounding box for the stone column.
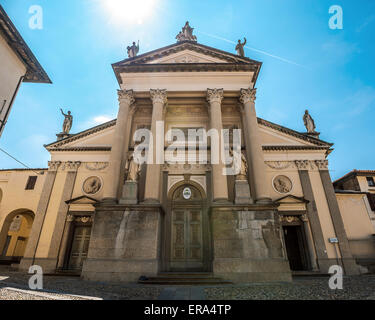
[102,90,135,203]
[144,89,167,203]
[19,161,60,270]
[48,161,81,264]
[296,160,330,273]
[300,213,319,270]
[207,89,228,202]
[316,160,360,275]
[239,88,271,203]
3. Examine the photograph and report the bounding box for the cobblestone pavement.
[0,267,374,300]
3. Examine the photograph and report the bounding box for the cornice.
[258,118,333,147]
[0,5,51,83]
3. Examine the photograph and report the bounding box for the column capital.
[150,89,168,105]
[295,160,310,170]
[117,89,135,105]
[315,160,329,170]
[48,161,61,171]
[239,88,257,105]
[63,161,81,172]
[207,88,224,104]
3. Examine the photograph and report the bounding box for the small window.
[367,177,375,187]
[25,176,37,190]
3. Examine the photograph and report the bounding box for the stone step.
[138,273,233,285]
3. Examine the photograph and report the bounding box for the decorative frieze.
[117,89,135,105]
[239,88,256,105]
[85,162,109,171]
[265,161,293,170]
[207,88,224,104]
[150,89,168,105]
[66,215,93,224]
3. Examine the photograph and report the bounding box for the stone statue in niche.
[235,38,247,57]
[125,154,141,182]
[303,109,316,133]
[83,176,102,195]
[60,108,73,134]
[273,175,292,194]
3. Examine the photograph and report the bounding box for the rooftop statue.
[60,108,73,134]
[127,41,139,58]
[303,110,316,134]
[176,21,197,42]
[235,38,247,57]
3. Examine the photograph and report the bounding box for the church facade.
[0,23,370,283]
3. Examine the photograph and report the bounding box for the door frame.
[280,213,311,271]
[161,178,211,272]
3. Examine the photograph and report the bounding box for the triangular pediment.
[113,41,259,66]
[275,195,309,204]
[66,195,99,205]
[149,49,228,64]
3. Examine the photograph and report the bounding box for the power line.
[0,147,44,175]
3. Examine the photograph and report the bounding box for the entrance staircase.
[138,272,233,285]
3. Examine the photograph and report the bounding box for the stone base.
[18,257,58,274]
[119,181,138,204]
[213,258,292,282]
[210,205,292,283]
[80,203,162,283]
[82,258,159,283]
[56,133,71,141]
[234,180,253,204]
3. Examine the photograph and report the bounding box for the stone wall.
[82,204,162,283]
[210,206,292,282]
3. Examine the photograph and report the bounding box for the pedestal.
[235,180,253,204]
[119,181,138,205]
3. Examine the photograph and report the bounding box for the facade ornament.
[315,160,329,170]
[85,162,109,171]
[125,154,141,182]
[150,89,168,105]
[83,176,102,195]
[64,161,81,172]
[60,108,73,134]
[48,161,61,171]
[207,88,224,104]
[118,89,135,105]
[239,88,256,105]
[235,38,247,57]
[176,21,197,42]
[273,175,293,194]
[265,161,293,170]
[127,41,139,58]
[280,215,300,224]
[66,214,75,222]
[303,110,316,134]
[295,160,310,170]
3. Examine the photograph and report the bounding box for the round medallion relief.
[272,175,293,194]
[82,176,102,195]
[183,187,192,200]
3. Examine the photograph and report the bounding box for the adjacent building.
[0,5,51,138]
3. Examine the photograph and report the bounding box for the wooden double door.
[170,207,204,271]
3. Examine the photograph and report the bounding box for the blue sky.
[0,0,374,180]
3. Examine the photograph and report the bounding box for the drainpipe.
[0,75,24,138]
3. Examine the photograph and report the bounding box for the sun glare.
[103,0,157,25]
